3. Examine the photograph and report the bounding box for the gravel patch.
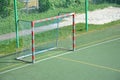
[76,7,120,24]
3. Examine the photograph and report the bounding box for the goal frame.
[31,13,76,63]
[17,13,76,63]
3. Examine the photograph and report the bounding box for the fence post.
[14,0,19,48]
[85,0,88,32]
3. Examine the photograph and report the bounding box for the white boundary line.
[0,37,120,75]
[16,47,56,59]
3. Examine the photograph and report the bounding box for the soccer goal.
[16,13,76,63]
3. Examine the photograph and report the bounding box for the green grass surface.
[0,20,120,56]
[0,27,120,80]
[0,20,120,68]
[0,1,120,79]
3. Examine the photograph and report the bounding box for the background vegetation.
[0,0,119,35]
[92,0,120,4]
[0,0,11,18]
[0,0,120,57]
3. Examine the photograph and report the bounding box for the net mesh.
[16,20,32,62]
[16,14,74,62]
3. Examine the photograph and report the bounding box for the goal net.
[16,13,76,63]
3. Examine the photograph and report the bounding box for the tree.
[38,0,51,12]
[65,0,81,7]
[116,0,120,4]
[92,0,120,4]
[0,0,11,18]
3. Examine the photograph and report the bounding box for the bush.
[38,0,51,12]
[91,0,120,4]
[0,0,11,18]
[116,0,120,4]
[65,0,81,7]
[38,0,81,12]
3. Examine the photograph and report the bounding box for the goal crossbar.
[17,13,76,63]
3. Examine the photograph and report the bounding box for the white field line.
[0,37,120,75]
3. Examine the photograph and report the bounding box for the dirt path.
[0,7,120,41]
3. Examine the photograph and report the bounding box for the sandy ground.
[62,6,120,25]
[76,6,120,24]
[0,7,120,41]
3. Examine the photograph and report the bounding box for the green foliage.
[92,0,120,4]
[38,0,81,12]
[0,0,12,18]
[49,0,65,9]
[51,0,81,8]
[65,0,81,7]
[116,0,120,4]
[38,0,51,12]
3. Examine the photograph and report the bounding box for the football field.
[0,25,120,80]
